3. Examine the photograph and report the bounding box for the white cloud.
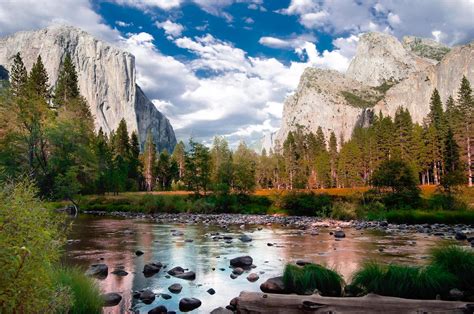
[156,20,184,38]
[111,0,183,10]
[116,20,132,27]
[259,34,316,49]
[244,17,254,24]
[387,12,401,26]
[300,11,329,29]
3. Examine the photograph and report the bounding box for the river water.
[64,215,448,313]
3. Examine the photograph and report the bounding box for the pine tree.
[95,128,112,194]
[184,139,211,194]
[441,127,465,194]
[171,141,186,181]
[329,131,338,187]
[456,76,473,186]
[233,141,257,194]
[113,119,131,157]
[28,55,50,100]
[428,89,447,185]
[142,131,156,191]
[156,149,173,190]
[10,52,27,97]
[128,131,142,189]
[210,136,233,191]
[53,52,79,108]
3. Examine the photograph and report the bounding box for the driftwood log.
[235,292,474,314]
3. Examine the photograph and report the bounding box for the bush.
[283,263,344,296]
[0,179,67,313]
[279,192,333,216]
[384,210,474,225]
[351,262,457,299]
[330,202,357,220]
[431,245,474,291]
[427,193,468,211]
[53,267,102,314]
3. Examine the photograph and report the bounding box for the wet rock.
[172,231,184,236]
[207,288,216,295]
[230,256,253,268]
[455,231,467,240]
[86,264,108,278]
[102,292,122,307]
[185,239,193,243]
[139,290,156,304]
[168,283,183,294]
[160,293,172,300]
[380,221,388,227]
[143,262,162,277]
[260,276,286,294]
[211,307,233,314]
[148,305,168,314]
[111,269,128,276]
[247,273,259,282]
[168,267,196,280]
[449,288,464,300]
[230,273,238,279]
[267,243,274,246]
[233,267,244,275]
[334,230,346,238]
[239,234,252,242]
[179,297,202,312]
[296,260,312,266]
[135,250,144,256]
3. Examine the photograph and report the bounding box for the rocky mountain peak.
[402,36,451,61]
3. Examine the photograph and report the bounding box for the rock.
[239,234,252,242]
[247,273,259,282]
[296,260,312,266]
[260,276,286,294]
[86,264,108,278]
[334,230,346,238]
[267,243,274,246]
[101,293,122,307]
[0,25,176,152]
[135,250,144,256]
[449,288,464,300]
[179,297,202,312]
[167,267,196,280]
[168,283,183,294]
[139,290,156,304]
[143,262,162,277]
[148,305,168,314]
[380,221,388,227]
[233,267,244,275]
[230,273,238,279]
[185,239,193,242]
[160,293,172,300]
[211,307,233,314]
[230,256,253,268]
[455,231,467,240]
[207,288,216,295]
[111,269,128,276]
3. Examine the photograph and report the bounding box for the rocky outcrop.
[0,24,176,152]
[273,32,473,149]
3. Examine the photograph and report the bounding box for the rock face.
[272,32,473,150]
[0,25,176,152]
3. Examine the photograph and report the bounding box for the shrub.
[351,262,457,299]
[0,179,67,313]
[283,263,344,296]
[331,202,357,220]
[384,210,474,225]
[279,192,333,216]
[53,267,102,314]
[431,245,474,291]
[427,193,468,211]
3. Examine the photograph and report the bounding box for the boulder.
[101,293,122,307]
[168,266,196,280]
[233,267,244,275]
[230,256,253,268]
[211,307,233,314]
[168,283,183,294]
[260,276,286,294]
[148,305,167,314]
[296,260,312,266]
[455,231,467,240]
[139,289,156,304]
[239,234,253,242]
[179,297,202,312]
[143,262,162,277]
[86,264,108,278]
[247,273,259,282]
[334,230,346,238]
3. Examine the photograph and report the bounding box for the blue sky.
[1,0,473,147]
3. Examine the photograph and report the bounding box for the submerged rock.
[168,266,196,280]
[111,269,128,276]
[143,262,162,277]
[148,305,167,314]
[139,290,156,304]
[247,273,259,282]
[239,234,253,242]
[86,264,108,278]
[101,293,122,307]
[168,283,183,294]
[207,288,216,295]
[232,267,244,275]
[179,297,202,312]
[230,256,253,268]
[135,250,144,256]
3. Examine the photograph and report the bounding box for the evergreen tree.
[184,139,211,194]
[441,127,465,194]
[128,131,142,190]
[232,141,257,194]
[171,141,186,181]
[27,55,50,100]
[10,52,27,97]
[113,119,131,157]
[95,128,112,194]
[156,149,174,190]
[455,76,473,186]
[53,52,79,108]
[210,136,233,192]
[328,131,338,187]
[142,131,156,191]
[428,89,447,184]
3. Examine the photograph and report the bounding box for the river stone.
[239,234,252,242]
[296,260,312,266]
[148,305,167,314]
[230,256,253,268]
[111,269,128,276]
[179,297,202,312]
[334,230,346,238]
[211,307,233,314]
[233,267,244,275]
[260,276,286,294]
[207,288,216,295]
[101,293,122,307]
[455,231,467,240]
[86,264,108,278]
[168,283,183,294]
[143,262,162,277]
[135,250,144,256]
[160,293,172,300]
[230,273,238,279]
[139,290,156,304]
[247,273,259,282]
[168,267,196,280]
[449,288,464,300]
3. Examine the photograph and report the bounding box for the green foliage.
[382,209,474,225]
[52,267,102,314]
[232,142,257,193]
[279,192,333,216]
[53,52,80,108]
[283,263,344,296]
[0,179,67,313]
[330,201,357,220]
[430,245,474,291]
[351,262,457,299]
[341,91,377,109]
[184,139,211,194]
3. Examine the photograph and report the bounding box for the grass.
[431,245,474,291]
[383,209,474,224]
[351,262,457,299]
[53,267,103,314]
[283,263,344,296]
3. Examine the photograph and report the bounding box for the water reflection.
[64,215,446,313]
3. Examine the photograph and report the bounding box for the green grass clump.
[351,262,457,299]
[431,245,474,291]
[383,210,474,225]
[283,263,344,296]
[53,267,103,314]
[341,91,376,109]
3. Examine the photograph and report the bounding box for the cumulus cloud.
[280,0,474,45]
[259,33,316,49]
[156,20,184,38]
[111,0,183,10]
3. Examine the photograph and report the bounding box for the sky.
[0,0,473,147]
